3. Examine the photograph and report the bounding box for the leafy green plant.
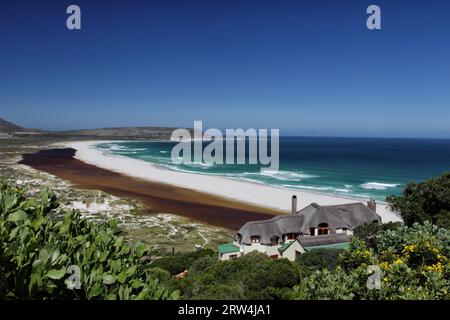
[387,172,450,228]
[296,248,344,271]
[289,222,449,300]
[0,183,179,300]
[176,251,303,300]
[353,221,402,250]
[288,267,359,300]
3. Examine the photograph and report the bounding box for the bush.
[146,267,172,283]
[189,256,216,276]
[289,267,359,300]
[297,222,450,300]
[387,172,450,228]
[178,252,302,300]
[0,183,179,300]
[151,249,215,275]
[296,248,344,271]
[353,222,402,250]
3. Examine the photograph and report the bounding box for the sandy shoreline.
[59,140,402,223]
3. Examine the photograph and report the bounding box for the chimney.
[291,195,297,214]
[367,199,377,212]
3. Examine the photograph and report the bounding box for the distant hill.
[0,118,26,133]
[0,117,186,141]
[59,126,182,140]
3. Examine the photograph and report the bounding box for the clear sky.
[0,0,449,138]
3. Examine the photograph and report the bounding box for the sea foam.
[360,182,399,190]
[250,170,317,181]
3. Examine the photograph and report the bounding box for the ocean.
[95,137,450,201]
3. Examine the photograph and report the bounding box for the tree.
[353,222,402,250]
[387,172,450,228]
[177,252,303,300]
[150,249,215,275]
[296,248,344,271]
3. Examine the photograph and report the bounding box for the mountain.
[0,117,184,140]
[0,117,190,140]
[0,118,26,133]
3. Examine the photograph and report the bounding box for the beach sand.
[55,141,402,224]
[19,147,284,230]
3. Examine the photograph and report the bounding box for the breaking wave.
[248,170,317,181]
[360,182,399,190]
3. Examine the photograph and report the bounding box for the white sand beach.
[60,140,402,223]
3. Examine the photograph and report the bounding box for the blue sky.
[0,0,449,137]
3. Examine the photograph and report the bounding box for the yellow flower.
[403,244,417,253]
[423,262,444,273]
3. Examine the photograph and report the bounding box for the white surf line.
[58,140,403,223]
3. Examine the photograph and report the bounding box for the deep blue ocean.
[95,137,450,201]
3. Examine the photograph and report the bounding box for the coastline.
[19,146,283,230]
[59,140,402,223]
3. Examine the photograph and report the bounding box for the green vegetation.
[153,222,447,300]
[353,221,403,249]
[1,171,449,300]
[0,137,235,254]
[290,222,449,300]
[0,183,179,300]
[150,249,216,275]
[173,252,306,300]
[387,172,450,228]
[296,248,344,271]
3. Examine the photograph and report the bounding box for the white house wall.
[281,241,305,261]
[219,252,242,261]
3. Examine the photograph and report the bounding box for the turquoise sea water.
[95,137,450,201]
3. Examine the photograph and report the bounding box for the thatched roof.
[236,202,381,245]
[298,233,351,247]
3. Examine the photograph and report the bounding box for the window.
[229,254,238,260]
[317,223,329,235]
[309,227,315,235]
[270,236,279,246]
[251,236,260,243]
[286,233,299,240]
[270,254,279,260]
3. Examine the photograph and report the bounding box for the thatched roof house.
[236,202,381,245]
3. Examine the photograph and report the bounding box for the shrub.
[353,222,402,250]
[289,268,359,300]
[296,248,344,271]
[150,249,215,275]
[387,172,450,228]
[0,183,179,300]
[289,222,449,300]
[288,222,450,299]
[178,252,302,300]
